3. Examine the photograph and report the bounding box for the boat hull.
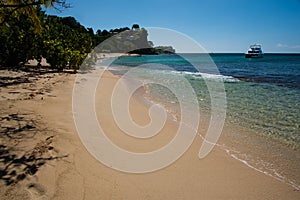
[245,54,263,58]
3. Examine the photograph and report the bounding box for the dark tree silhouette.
[0,0,70,27]
[132,24,140,30]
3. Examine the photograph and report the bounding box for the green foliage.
[94,28,153,53]
[41,15,93,70]
[0,8,94,70]
[0,3,174,71]
[131,24,139,29]
[0,0,70,31]
[0,11,39,66]
[155,46,176,54]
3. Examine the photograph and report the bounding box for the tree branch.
[0,1,71,26]
[0,1,70,9]
[0,7,21,26]
[0,2,41,8]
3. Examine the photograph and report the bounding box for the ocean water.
[110,53,300,147]
[104,53,300,188]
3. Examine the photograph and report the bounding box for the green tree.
[132,24,139,30]
[0,7,94,71]
[41,15,93,70]
[0,9,43,66]
[0,0,70,31]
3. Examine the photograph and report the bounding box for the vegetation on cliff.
[0,1,175,71]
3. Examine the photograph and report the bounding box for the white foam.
[171,70,240,82]
[224,149,300,191]
[195,131,300,191]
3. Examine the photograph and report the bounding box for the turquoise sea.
[110,53,300,147]
[103,53,300,188]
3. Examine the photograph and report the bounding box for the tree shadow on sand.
[0,67,76,88]
[0,76,31,87]
[0,113,68,186]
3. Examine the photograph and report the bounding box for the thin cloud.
[277,43,300,49]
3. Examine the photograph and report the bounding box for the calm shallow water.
[110,53,300,147]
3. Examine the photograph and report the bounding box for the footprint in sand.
[27,183,46,198]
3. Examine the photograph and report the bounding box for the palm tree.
[0,0,70,31]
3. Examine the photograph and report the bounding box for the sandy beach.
[0,68,299,200]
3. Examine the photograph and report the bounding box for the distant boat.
[245,44,264,58]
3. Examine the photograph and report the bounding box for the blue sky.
[46,0,300,53]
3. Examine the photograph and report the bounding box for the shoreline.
[127,69,300,190]
[0,68,299,199]
[108,60,300,191]
[216,122,300,190]
[141,72,300,190]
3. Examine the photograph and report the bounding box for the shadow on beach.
[0,70,70,187]
[0,113,68,186]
